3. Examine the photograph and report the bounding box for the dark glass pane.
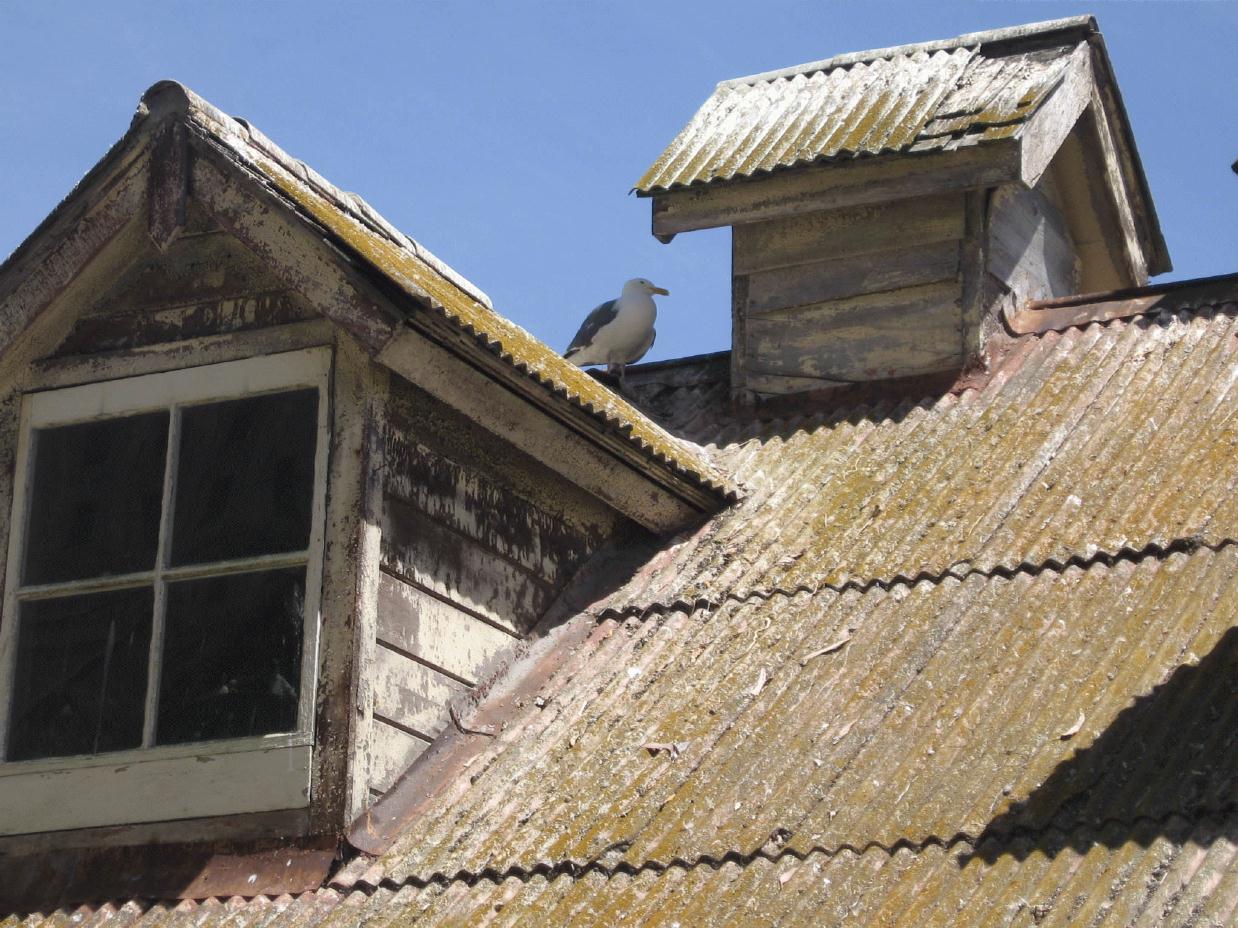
[8,587,153,760]
[171,390,317,566]
[156,568,305,744]
[24,413,168,585]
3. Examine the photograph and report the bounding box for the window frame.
[0,347,331,835]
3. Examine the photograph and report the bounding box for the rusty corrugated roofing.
[372,547,1236,883]
[6,83,1237,928]
[136,84,733,502]
[13,809,1234,926]
[603,305,1238,613]
[635,17,1092,193]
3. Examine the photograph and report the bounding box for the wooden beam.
[191,145,399,353]
[376,328,703,534]
[1019,44,1092,189]
[651,142,1019,237]
[149,121,190,251]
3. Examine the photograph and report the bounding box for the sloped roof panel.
[602,305,1238,613]
[28,82,732,504]
[376,545,1236,883]
[634,20,1087,193]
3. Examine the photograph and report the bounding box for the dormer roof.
[635,16,1168,276]
[0,82,734,529]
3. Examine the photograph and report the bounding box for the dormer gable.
[0,82,731,908]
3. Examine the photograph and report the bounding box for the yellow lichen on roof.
[177,95,731,498]
[634,21,1082,193]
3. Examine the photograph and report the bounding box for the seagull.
[564,278,669,384]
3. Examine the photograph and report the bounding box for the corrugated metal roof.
[7,298,1236,928]
[118,84,735,502]
[604,305,1238,613]
[19,811,1233,927]
[7,93,1237,927]
[374,546,1236,884]
[635,19,1087,193]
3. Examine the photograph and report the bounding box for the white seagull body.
[564,278,669,380]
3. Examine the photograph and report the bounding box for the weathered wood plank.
[30,320,336,391]
[383,437,585,587]
[84,226,293,317]
[745,282,963,382]
[385,374,627,547]
[56,291,313,356]
[377,572,516,685]
[746,239,960,315]
[367,718,431,796]
[381,496,551,634]
[1019,43,1092,188]
[149,121,190,252]
[192,149,398,353]
[313,339,385,828]
[650,140,1019,236]
[0,744,312,836]
[733,193,965,275]
[372,645,467,737]
[375,328,707,533]
[988,183,1079,302]
[0,158,148,366]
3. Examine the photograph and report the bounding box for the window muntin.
[0,350,329,774]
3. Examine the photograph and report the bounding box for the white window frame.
[0,347,331,835]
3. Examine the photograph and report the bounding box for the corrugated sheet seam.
[328,805,1235,898]
[595,534,1238,622]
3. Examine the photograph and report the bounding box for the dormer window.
[0,348,330,835]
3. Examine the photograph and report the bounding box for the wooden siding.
[732,193,966,397]
[364,372,631,799]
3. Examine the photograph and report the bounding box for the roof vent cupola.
[636,16,1169,405]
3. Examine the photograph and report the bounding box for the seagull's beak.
[651,285,670,296]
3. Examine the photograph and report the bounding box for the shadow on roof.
[962,624,1238,865]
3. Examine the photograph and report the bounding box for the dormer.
[635,16,1170,405]
[0,82,731,907]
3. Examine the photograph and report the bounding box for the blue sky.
[2,1,1234,364]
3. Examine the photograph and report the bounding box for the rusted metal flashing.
[0,837,336,911]
[1006,271,1238,334]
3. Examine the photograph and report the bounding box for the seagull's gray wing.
[628,327,656,365]
[564,299,619,358]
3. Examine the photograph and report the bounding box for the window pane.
[8,587,153,760]
[24,412,168,585]
[171,390,317,565]
[156,568,305,745]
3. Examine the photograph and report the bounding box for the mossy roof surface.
[635,18,1090,193]
[163,85,731,501]
[8,233,1237,928]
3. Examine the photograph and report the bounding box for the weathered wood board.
[372,644,467,737]
[380,498,552,635]
[376,573,516,685]
[364,371,637,799]
[733,192,967,396]
[746,281,963,382]
[733,192,965,275]
[987,182,1080,303]
[366,719,430,796]
[745,239,960,315]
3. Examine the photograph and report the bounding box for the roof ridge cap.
[718,15,1096,88]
